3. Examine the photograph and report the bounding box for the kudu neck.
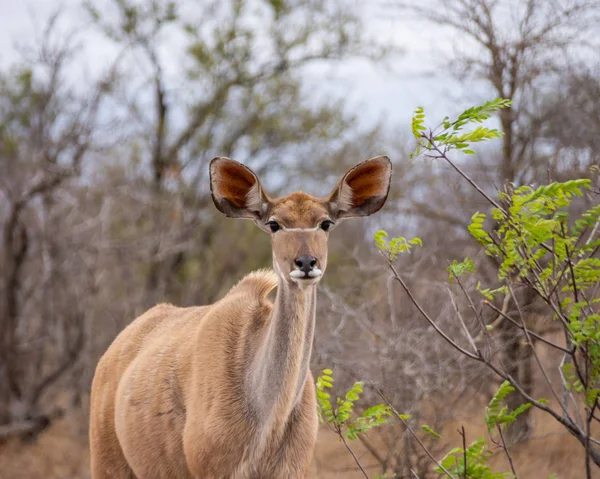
[250,276,317,427]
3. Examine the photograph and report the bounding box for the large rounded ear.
[210,157,270,219]
[328,155,392,219]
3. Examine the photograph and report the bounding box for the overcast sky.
[0,0,492,130]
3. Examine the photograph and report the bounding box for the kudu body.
[89,156,392,478]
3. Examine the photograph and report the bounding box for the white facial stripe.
[280,226,320,232]
[267,217,329,233]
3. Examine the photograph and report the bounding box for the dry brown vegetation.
[0,391,593,478]
[1,0,600,477]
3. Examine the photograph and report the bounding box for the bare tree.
[0,13,116,438]
[399,0,599,182]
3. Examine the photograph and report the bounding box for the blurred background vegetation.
[0,0,599,477]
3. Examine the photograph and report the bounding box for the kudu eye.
[266,220,280,233]
[320,220,334,232]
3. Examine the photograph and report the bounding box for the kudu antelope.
[89,156,392,478]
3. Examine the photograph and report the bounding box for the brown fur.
[89,156,391,478]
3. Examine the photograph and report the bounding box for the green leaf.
[448,257,475,281]
[421,424,441,438]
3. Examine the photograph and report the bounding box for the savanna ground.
[0,376,591,478]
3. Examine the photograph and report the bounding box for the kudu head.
[210,156,392,286]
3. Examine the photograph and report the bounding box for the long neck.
[249,278,316,426]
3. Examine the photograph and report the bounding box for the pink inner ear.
[216,164,257,208]
[345,163,388,206]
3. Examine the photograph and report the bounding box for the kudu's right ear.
[210,157,270,219]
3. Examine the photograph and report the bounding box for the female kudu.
[89,155,392,478]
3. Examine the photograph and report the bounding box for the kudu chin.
[89,155,392,478]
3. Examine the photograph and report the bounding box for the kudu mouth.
[288,255,324,282]
[289,268,323,280]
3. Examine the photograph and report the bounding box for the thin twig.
[482,301,570,354]
[559,350,585,429]
[453,275,490,347]
[460,426,467,479]
[383,252,480,361]
[585,217,600,248]
[507,283,571,421]
[446,285,478,353]
[496,424,518,478]
[585,401,597,479]
[337,428,369,479]
[485,293,511,331]
[329,405,369,478]
[561,222,579,303]
[373,385,457,479]
[424,133,506,213]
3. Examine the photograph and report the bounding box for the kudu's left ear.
[328,155,392,219]
[210,157,270,219]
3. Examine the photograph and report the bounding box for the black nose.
[295,255,317,274]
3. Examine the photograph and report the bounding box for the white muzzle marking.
[289,268,323,279]
[289,270,305,279]
[308,268,323,278]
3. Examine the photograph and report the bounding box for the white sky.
[0,0,492,129]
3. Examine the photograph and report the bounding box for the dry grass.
[0,416,90,479]
[0,342,595,479]
[1,404,596,479]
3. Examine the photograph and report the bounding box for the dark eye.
[320,220,334,231]
[266,221,280,233]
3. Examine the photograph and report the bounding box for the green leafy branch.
[407,103,600,420]
[437,437,505,479]
[374,230,422,261]
[485,381,538,433]
[411,98,512,158]
[316,369,392,478]
[375,98,600,475]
